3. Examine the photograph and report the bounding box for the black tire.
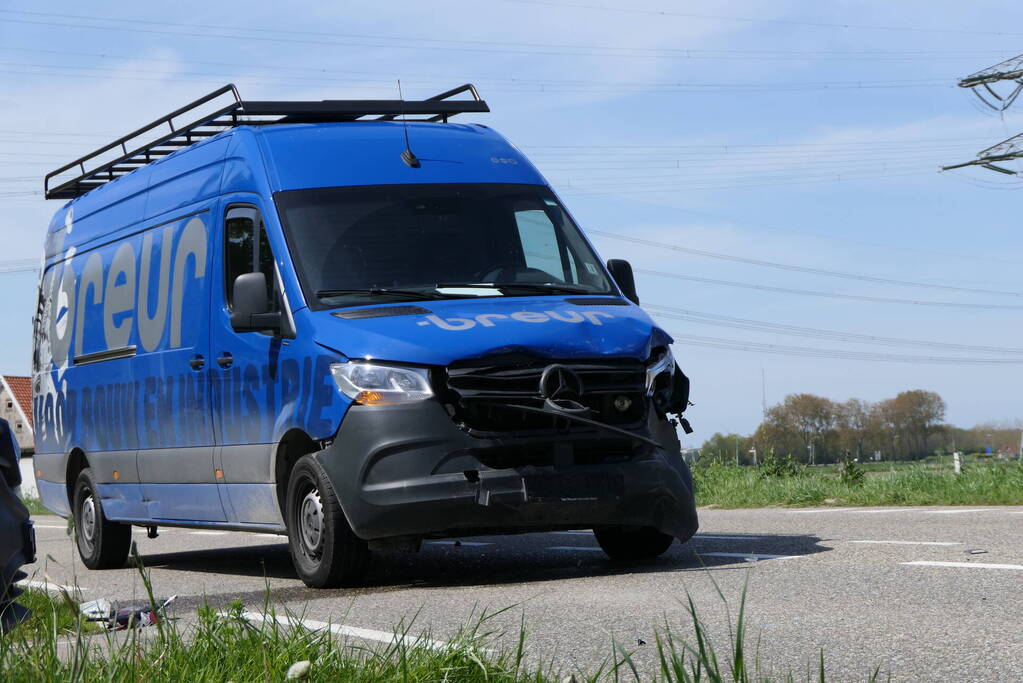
[593,526,674,560]
[72,468,131,569]
[285,455,369,588]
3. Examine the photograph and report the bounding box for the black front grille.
[443,354,647,433]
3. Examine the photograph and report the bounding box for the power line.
[550,159,951,185]
[559,169,934,194]
[0,47,965,91]
[589,230,1023,297]
[663,331,1023,365]
[0,11,1017,62]
[496,0,1023,38]
[637,267,1023,310]
[647,304,1023,354]
[0,59,955,97]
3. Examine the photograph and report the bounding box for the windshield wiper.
[435,282,596,295]
[315,287,457,301]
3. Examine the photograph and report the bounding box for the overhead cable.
[590,231,1023,297]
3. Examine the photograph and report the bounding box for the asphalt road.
[22,506,1023,682]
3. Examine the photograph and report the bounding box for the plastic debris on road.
[80,595,177,630]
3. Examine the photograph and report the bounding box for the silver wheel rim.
[299,489,324,559]
[80,494,97,553]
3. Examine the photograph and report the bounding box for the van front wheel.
[285,455,369,588]
[72,468,131,569]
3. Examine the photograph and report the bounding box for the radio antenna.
[397,80,420,168]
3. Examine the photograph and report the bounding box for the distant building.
[0,376,34,455]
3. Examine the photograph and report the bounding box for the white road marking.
[922,509,985,515]
[851,540,961,546]
[693,535,762,541]
[550,531,592,535]
[17,579,87,594]
[190,531,227,536]
[229,611,457,652]
[902,561,1023,571]
[786,508,863,514]
[425,541,493,547]
[32,524,70,530]
[549,546,603,552]
[699,552,798,561]
[255,533,283,538]
[845,508,913,514]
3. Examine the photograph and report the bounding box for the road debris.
[80,595,177,630]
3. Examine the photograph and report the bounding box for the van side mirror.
[230,272,281,334]
[606,259,639,305]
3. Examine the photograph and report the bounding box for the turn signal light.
[354,390,386,405]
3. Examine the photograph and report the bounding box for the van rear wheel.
[285,455,369,588]
[72,468,131,569]
[593,526,674,560]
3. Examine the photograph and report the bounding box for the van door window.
[225,206,278,312]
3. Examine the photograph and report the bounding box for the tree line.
[700,390,1022,465]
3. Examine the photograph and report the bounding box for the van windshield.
[274,184,615,309]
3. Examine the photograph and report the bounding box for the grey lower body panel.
[315,402,698,542]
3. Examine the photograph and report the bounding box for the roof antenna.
[397,80,420,168]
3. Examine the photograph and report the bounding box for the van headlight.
[645,348,675,395]
[330,362,434,405]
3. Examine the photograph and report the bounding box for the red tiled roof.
[3,376,33,429]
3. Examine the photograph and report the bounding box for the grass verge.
[18,495,52,517]
[694,461,1023,508]
[0,557,885,682]
[6,590,100,642]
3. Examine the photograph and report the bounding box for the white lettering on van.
[73,252,104,358]
[41,215,209,366]
[103,242,136,349]
[474,313,508,327]
[169,217,207,349]
[416,309,616,331]
[510,311,549,323]
[138,225,173,352]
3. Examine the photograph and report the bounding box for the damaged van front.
[267,181,699,584]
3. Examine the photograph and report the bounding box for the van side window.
[225,206,278,312]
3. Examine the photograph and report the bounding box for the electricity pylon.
[944,53,1023,174]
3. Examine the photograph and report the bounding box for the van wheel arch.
[274,429,319,518]
[65,448,89,505]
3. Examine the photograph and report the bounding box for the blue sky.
[2,1,1022,443]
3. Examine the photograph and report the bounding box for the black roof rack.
[44,83,489,200]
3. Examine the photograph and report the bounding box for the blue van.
[32,84,697,587]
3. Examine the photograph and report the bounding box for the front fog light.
[330,362,434,404]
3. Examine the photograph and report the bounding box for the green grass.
[5,590,99,642]
[694,461,1023,508]
[0,559,884,682]
[19,495,53,517]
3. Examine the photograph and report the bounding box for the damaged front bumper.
[315,401,698,542]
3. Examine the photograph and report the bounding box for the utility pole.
[735,436,740,467]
